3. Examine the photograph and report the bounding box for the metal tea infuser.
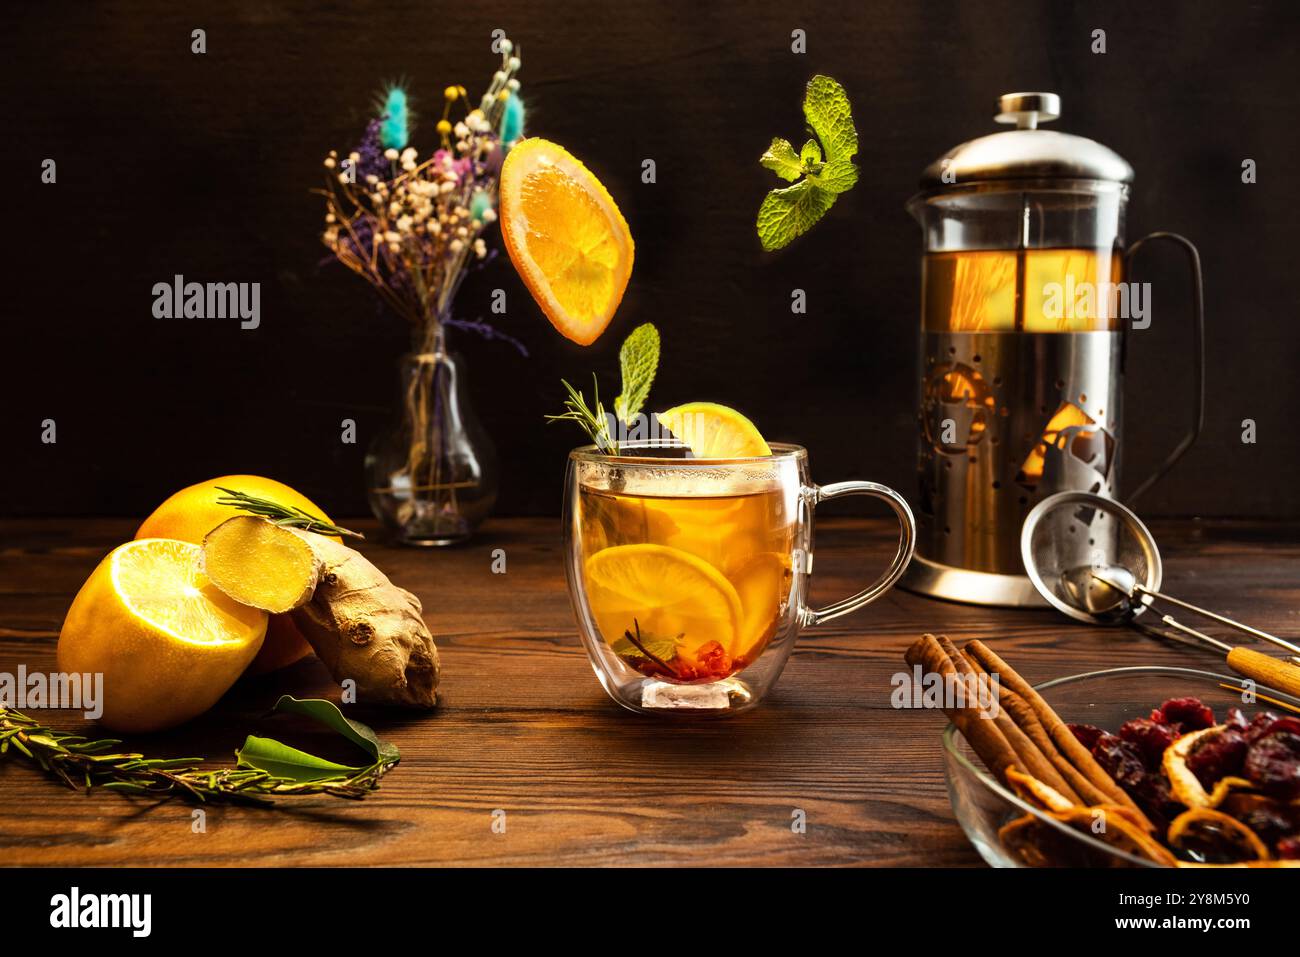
[1021,490,1300,697]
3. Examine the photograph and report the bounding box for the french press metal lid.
[919,92,1134,187]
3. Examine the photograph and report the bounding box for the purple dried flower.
[354,118,389,182]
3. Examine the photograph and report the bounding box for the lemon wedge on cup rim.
[656,402,773,459]
[57,538,267,733]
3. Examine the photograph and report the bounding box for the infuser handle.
[1123,232,1205,503]
[799,482,916,627]
[1226,647,1300,701]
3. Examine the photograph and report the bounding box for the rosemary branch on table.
[0,708,395,806]
[214,488,364,539]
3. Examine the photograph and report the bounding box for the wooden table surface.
[2,516,1298,867]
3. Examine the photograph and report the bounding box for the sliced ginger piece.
[203,516,322,613]
[201,516,440,708]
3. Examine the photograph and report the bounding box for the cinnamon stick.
[905,635,1023,787]
[962,651,1113,807]
[933,636,1082,804]
[964,639,1154,830]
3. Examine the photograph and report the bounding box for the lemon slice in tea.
[729,551,790,663]
[584,543,743,661]
[657,402,772,458]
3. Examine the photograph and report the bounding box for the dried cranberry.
[1266,717,1300,737]
[1156,697,1215,731]
[1243,731,1300,800]
[1092,733,1147,788]
[1131,773,1184,831]
[1244,711,1281,743]
[1119,718,1179,768]
[1278,836,1300,860]
[1069,723,1106,751]
[1186,728,1249,787]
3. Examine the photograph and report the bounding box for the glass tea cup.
[564,444,916,715]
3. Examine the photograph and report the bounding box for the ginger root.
[202,516,439,708]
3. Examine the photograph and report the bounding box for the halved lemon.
[657,402,772,458]
[499,137,634,345]
[584,544,742,658]
[57,539,267,732]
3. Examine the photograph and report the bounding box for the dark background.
[4,0,1297,520]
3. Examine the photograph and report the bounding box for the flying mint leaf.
[613,322,660,424]
[756,74,857,251]
[803,75,857,163]
[760,137,804,182]
[757,179,836,252]
[809,158,858,194]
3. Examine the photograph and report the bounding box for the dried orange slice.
[1167,808,1271,862]
[499,138,633,345]
[1163,725,1256,809]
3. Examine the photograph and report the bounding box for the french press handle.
[1122,232,1205,503]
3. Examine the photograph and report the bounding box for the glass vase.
[365,349,498,546]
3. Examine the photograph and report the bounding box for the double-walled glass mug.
[564,444,916,715]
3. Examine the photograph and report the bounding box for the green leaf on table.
[269,695,399,765]
[613,322,660,424]
[236,736,364,783]
[756,74,857,251]
[757,179,837,252]
[760,137,805,182]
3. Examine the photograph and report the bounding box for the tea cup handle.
[800,482,916,627]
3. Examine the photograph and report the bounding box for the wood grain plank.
[0,517,1296,866]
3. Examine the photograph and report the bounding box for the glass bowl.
[942,665,1300,867]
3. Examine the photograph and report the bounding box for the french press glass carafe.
[899,93,1204,606]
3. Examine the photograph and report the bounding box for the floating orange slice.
[499,138,633,345]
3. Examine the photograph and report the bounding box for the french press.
[899,92,1204,606]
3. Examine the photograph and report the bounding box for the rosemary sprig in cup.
[546,375,617,453]
[546,322,660,454]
